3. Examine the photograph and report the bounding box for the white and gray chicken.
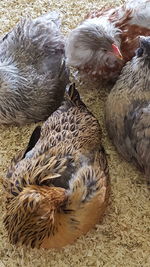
[0,12,69,125]
[65,0,150,83]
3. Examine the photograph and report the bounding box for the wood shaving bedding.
[0,0,149,266]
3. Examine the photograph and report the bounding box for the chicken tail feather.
[3,185,67,248]
[66,83,86,108]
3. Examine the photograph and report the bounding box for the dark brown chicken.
[66,0,150,83]
[3,84,109,249]
[105,36,150,182]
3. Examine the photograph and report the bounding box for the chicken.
[0,12,69,125]
[65,0,150,83]
[3,83,109,249]
[105,36,150,182]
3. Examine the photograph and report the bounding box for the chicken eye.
[136,47,144,57]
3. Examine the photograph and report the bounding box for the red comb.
[112,44,123,60]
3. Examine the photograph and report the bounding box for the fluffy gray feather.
[0,12,69,125]
[105,36,150,181]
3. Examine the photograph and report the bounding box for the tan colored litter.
[0,0,149,266]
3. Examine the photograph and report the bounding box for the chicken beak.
[112,44,123,60]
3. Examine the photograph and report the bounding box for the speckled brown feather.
[86,5,150,77]
[3,83,109,249]
[115,11,150,62]
[92,3,150,63]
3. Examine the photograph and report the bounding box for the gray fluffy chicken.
[0,12,69,125]
[105,36,150,181]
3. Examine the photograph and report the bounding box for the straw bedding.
[0,0,149,266]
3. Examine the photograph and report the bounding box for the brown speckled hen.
[105,36,150,182]
[3,84,109,249]
[66,0,150,83]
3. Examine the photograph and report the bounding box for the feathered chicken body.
[105,36,150,181]
[0,12,69,125]
[3,84,109,249]
[66,0,150,82]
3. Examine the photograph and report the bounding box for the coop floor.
[0,0,149,266]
